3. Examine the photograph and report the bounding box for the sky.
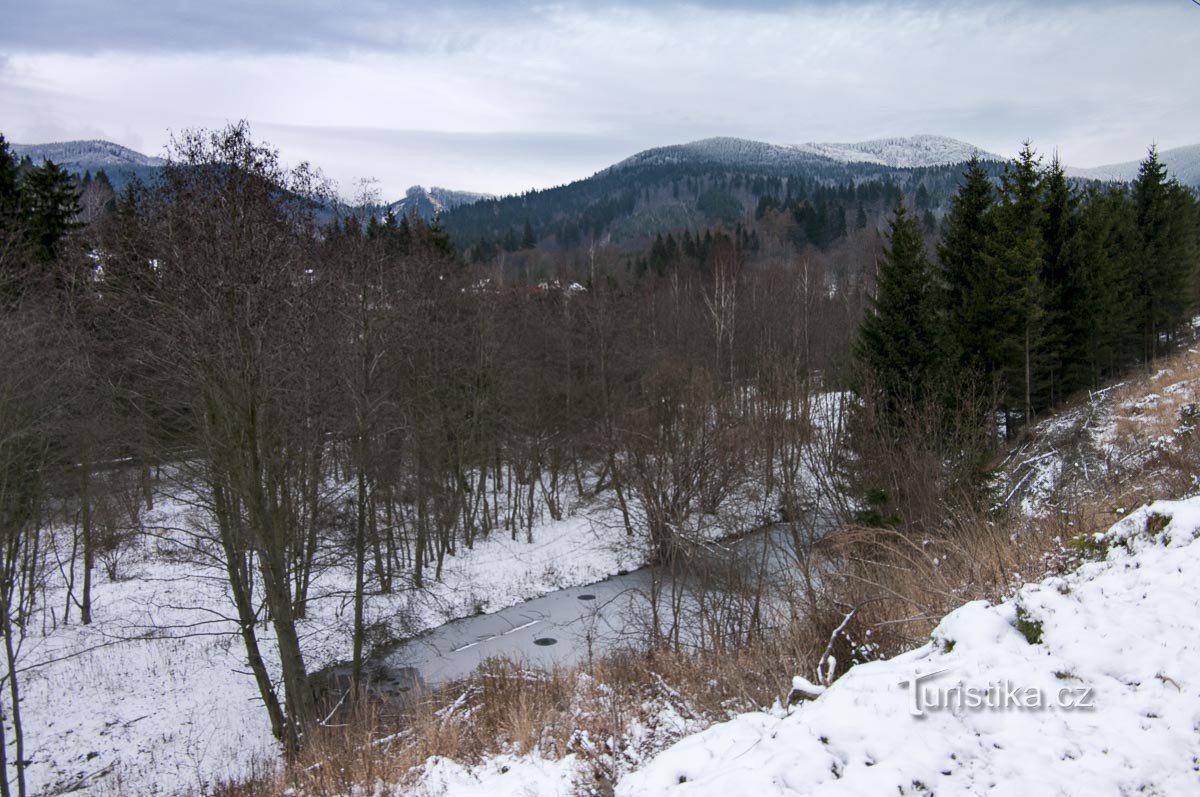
[1,0,1197,199]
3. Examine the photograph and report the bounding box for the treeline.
[856,145,1199,527]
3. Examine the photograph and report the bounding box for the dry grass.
[816,497,1111,658]
[1105,347,1200,456]
[234,640,822,796]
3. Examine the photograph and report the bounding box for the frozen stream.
[325,518,824,699]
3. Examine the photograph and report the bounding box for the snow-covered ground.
[995,345,1200,518]
[422,497,1200,796]
[14,481,651,795]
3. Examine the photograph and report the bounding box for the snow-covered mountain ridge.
[616,134,1003,172]
[10,139,165,169]
[796,134,1002,168]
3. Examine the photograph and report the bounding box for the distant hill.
[10,140,166,190]
[386,185,492,222]
[1068,144,1200,188]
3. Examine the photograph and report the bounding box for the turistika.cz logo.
[899,668,1095,718]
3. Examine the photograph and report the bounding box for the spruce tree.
[20,159,81,262]
[1037,155,1078,402]
[1061,187,1138,387]
[857,204,948,409]
[938,156,996,372]
[1132,147,1198,359]
[980,143,1046,432]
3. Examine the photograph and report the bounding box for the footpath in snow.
[424,498,1200,796]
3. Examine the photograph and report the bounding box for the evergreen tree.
[0,136,18,203]
[938,157,996,370]
[520,219,536,249]
[857,205,948,408]
[0,135,28,301]
[1061,187,1138,387]
[982,143,1046,431]
[20,159,81,262]
[1037,155,1078,403]
[1132,147,1198,359]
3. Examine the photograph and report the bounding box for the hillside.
[616,498,1200,795]
[1069,142,1200,188]
[10,139,165,189]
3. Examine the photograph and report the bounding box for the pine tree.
[1037,155,1078,403]
[0,135,28,301]
[0,135,22,210]
[20,159,81,262]
[1132,147,1198,359]
[857,205,948,409]
[983,143,1046,430]
[938,157,996,371]
[1061,187,1138,387]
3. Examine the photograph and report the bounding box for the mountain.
[796,134,1003,168]
[10,139,166,190]
[1068,143,1200,188]
[10,139,165,170]
[386,185,492,221]
[614,134,1000,174]
[614,137,831,172]
[441,135,1014,258]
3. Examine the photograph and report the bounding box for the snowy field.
[420,497,1200,796]
[15,481,652,795]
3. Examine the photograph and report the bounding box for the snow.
[614,135,1000,174]
[613,497,1200,796]
[12,479,647,795]
[415,754,580,797]
[387,185,492,220]
[796,135,1003,168]
[9,140,166,168]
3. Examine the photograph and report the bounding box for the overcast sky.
[2,1,1197,198]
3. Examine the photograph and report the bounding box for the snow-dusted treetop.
[615,134,1003,173]
[795,134,1004,168]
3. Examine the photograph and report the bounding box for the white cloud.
[2,1,1196,198]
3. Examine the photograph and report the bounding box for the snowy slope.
[387,185,492,220]
[613,498,1200,796]
[410,497,1200,795]
[797,134,1003,168]
[1069,143,1200,188]
[15,479,647,795]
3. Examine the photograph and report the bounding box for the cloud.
[3,0,1168,55]
[1,1,1196,197]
